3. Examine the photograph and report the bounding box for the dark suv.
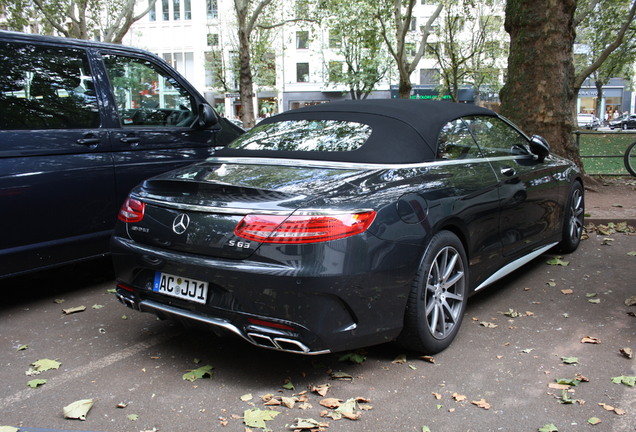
[0,31,243,278]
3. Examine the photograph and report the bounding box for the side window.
[465,116,530,157]
[0,42,99,130]
[437,118,481,160]
[103,54,196,128]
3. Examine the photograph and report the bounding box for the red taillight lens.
[234,211,376,244]
[118,197,145,223]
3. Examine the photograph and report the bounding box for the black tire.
[398,230,468,354]
[557,181,584,253]
[624,141,636,177]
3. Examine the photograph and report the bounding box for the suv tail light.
[118,197,145,223]
[234,211,376,244]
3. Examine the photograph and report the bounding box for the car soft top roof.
[216,99,498,164]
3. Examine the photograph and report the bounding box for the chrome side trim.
[474,242,558,292]
[205,155,534,170]
[137,299,330,355]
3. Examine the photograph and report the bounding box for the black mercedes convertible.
[111,99,584,355]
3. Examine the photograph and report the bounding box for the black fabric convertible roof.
[216,99,498,164]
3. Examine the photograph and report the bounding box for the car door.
[96,51,221,206]
[465,116,563,258]
[0,39,115,276]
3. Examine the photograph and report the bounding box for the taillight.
[234,211,376,244]
[118,197,145,223]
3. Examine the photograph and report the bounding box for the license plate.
[153,272,208,304]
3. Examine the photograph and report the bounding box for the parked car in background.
[609,113,636,130]
[112,99,584,355]
[0,31,243,279]
[576,113,600,130]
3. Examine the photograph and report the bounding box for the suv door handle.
[120,136,141,146]
[500,166,516,177]
[76,135,101,147]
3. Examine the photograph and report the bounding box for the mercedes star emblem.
[172,214,190,234]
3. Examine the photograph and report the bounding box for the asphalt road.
[1,232,634,432]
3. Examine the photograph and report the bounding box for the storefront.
[577,78,631,122]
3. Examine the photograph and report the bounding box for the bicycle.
[625,141,636,176]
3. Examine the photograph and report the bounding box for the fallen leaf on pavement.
[392,354,407,364]
[560,289,573,295]
[243,408,279,429]
[320,398,342,409]
[619,347,633,359]
[311,384,331,396]
[63,399,95,420]
[581,336,601,344]
[62,306,86,315]
[471,398,490,410]
[452,393,467,402]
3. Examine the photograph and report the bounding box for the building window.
[296,63,309,82]
[420,68,440,85]
[410,17,417,31]
[149,0,156,21]
[184,0,191,19]
[173,0,180,20]
[162,0,169,20]
[296,31,308,49]
[328,30,341,49]
[207,0,218,19]
[207,33,219,47]
[327,61,343,82]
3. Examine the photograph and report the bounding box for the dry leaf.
[62,306,86,315]
[320,398,342,409]
[311,384,331,397]
[581,336,601,344]
[452,393,467,402]
[561,289,573,295]
[471,398,491,410]
[420,355,436,363]
[620,348,633,359]
[432,392,442,400]
[392,354,407,364]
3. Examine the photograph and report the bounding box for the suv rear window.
[0,42,100,130]
[227,120,372,152]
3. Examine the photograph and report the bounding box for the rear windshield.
[227,120,372,152]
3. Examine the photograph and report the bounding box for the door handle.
[76,134,101,147]
[120,136,141,146]
[500,166,516,177]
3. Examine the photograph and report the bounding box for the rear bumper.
[111,235,419,354]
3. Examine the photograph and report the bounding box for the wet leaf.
[587,417,601,425]
[588,298,601,304]
[339,352,366,364]
[558,389,575,404]
[63,398,95,420]
[581,336,601,344]
[243,408,279,429]
[127,414,139,421]
[62,305,86,315]
[610,375,636,387]
[546,256,569,266]
[555,378,580,387]
[182,365,213,382]
[17,344,28,351]
[538,424,558,432]
[26,379,47,388]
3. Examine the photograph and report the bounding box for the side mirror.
[196,103,219,129]
[529,135,550,161]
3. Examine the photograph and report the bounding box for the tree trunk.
[398,65,412,99]
[234,0,256,129]
[594,80,604,122]
[500,0,582,169]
